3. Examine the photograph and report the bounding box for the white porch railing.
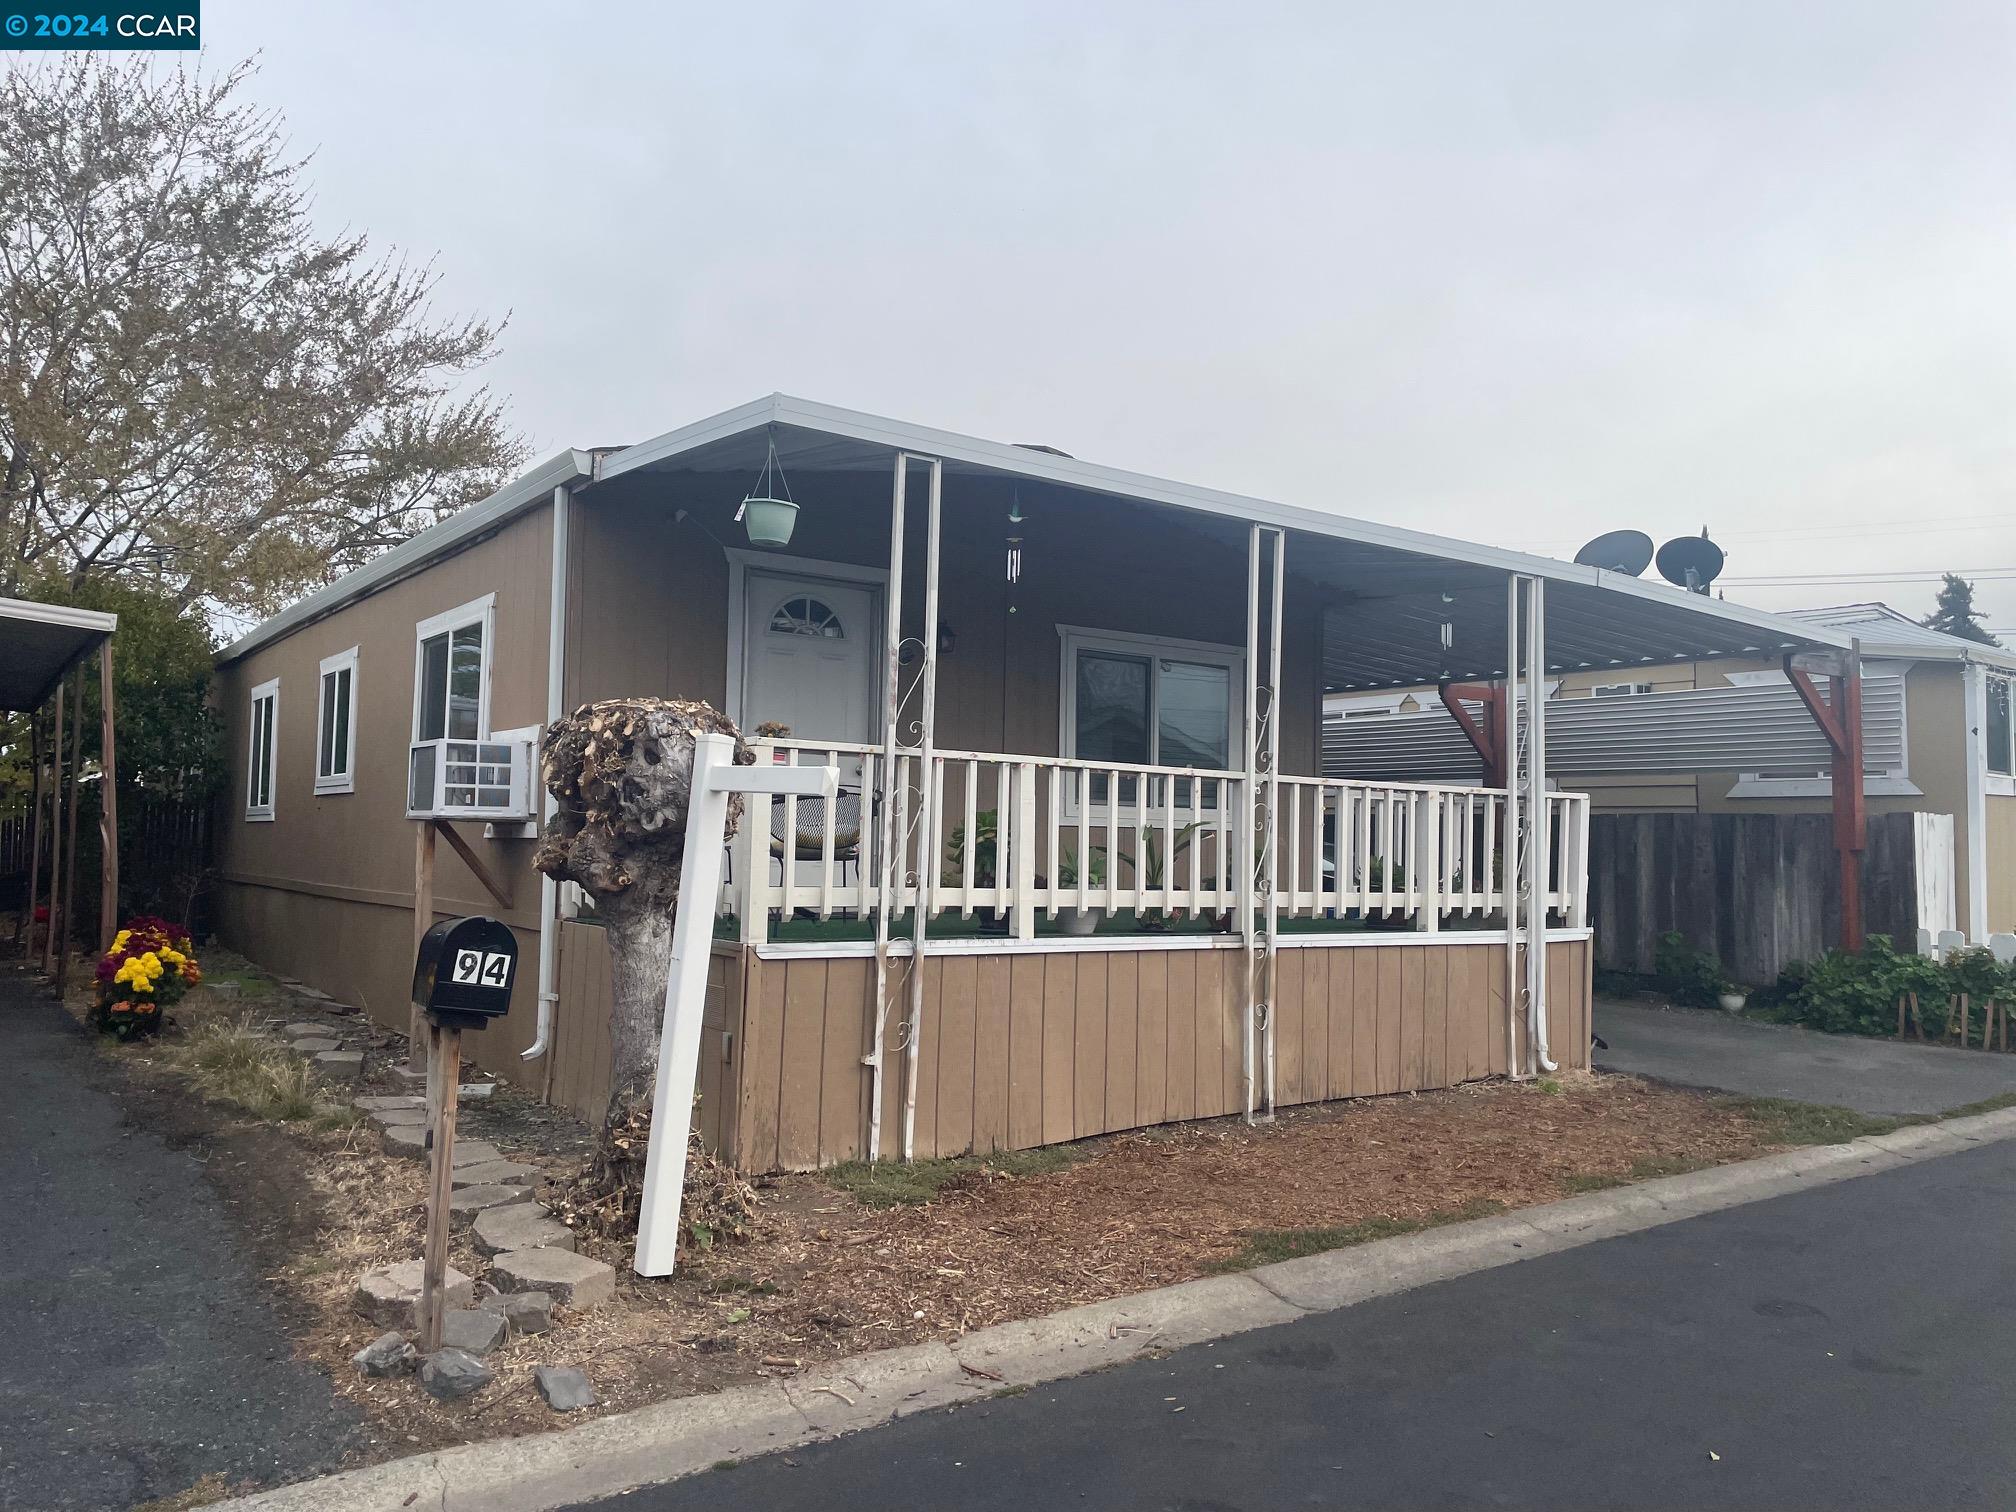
[736,739,1590,943]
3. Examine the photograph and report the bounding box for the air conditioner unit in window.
[407,736,537,820]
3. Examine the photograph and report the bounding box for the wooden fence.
[1588,810,1926,985]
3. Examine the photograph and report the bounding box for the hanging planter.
[735,434,799,548]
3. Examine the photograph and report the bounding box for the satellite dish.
[1573,529,1655,576]
[1656,532,1726,595]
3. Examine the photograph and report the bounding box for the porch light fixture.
[735,434,798,548]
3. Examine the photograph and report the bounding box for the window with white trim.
[246,678,278,820]
[1988,673,2013,778]
[315,647,358,793]
[413,596,494,742]
[1592,682,1654,697]
[1060,626,1241,807]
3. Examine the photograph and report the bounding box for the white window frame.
[245,677,279,821]
[1591,681,1654,698]
[1986,670,2016,796]
[412,594,497,744]
[1723,666,1922,799]
[1057,625,1244,815]
[314,646,359,795]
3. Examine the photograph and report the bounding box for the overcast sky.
[206,0,2015,636]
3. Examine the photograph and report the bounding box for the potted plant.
[91,916,203,1041]
[944,809,1008,933]
[1717,981,1749,1013]
[1122,821,1204,931]
[1056,845,1107,935]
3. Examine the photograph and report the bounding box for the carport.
[2,596,120,985]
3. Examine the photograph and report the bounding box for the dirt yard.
[77,960,1807,1471]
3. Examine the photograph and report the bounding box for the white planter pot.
[1057,906,1105,937]
[740,496,798,547]
[1718,992,1747,1013]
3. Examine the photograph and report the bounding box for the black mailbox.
[413,916,519,1030]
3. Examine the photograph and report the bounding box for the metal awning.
[1324,676,1906,783]
[595,394,1852,691]
[0,598,118,711]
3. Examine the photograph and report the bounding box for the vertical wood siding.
[733,938,1591,1172]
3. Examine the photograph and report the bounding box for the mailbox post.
[632,733,836,1277]
[410,916,518,1350]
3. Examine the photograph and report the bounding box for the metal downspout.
[524,483,570,1073]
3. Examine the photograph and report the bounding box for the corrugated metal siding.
[1324,676,1906,781]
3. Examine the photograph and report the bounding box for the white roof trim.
[601,394,1856,655]
[0,597,118,636]
[217,450,593,666]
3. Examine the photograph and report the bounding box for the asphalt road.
[1595,997,2016,1115]
[583,1139,2016,1511]
[0,974,359,1510]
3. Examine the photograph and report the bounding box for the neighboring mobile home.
[214,395,1856,1170]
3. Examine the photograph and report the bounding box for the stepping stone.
[449,1184,536,1226]
[387,1063,428,1086]
[290,1037,339,1055]
[451,1159,535,1189]
[284,1022,331,1038]
[448,1140,504,1168]
[353,1331,416,1377]
[370,1106,426,1128]
[534,1364,597,1412]
[459,1082,496,1099]
[353,1260,472,1330]
[440,1307,507,1357]
[354,1095,424,1112]
[313,1050,364,1083]
[479,1288,553,1334]
[382,1125,427,1160]
[420,1348,493,1401]
[491,1247,616,1309]
[471,1205,574,1257]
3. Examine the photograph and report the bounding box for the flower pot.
[740,495,798,547]
[1056,906,1105,937]
[1718,992,1747,1014]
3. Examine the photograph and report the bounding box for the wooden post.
[416,1017,462,1353]
[20,705,43,947]
[409,822,436,1072]
[57,667,81,995]
[42,679,65,978]
[98,639,118,950]
[1787,645,1866,953]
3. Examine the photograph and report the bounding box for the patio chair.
[769,789,864,908]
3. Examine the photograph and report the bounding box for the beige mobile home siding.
[213,506,556,1087]
[725,937,1590,1173]
[1989,795,2016,934]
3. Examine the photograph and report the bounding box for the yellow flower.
[132,977,154,994]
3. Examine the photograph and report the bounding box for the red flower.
[33,906,48,923]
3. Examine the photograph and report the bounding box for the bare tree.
[534,699,751,1209]
[0,55,524,616]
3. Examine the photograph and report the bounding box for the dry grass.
[167,1016,359,1129]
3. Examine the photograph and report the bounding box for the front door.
[741,571,879,745]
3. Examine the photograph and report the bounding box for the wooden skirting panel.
[732,937,1592,1173]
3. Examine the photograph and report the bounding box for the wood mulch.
[76,965,1789,1468]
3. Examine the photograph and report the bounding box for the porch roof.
[0,597,116,711]
[597,394,1853,692]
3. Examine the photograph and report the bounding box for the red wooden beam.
[1440,681,1505,788]
[1786,655,1866,951]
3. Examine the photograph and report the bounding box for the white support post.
[1523,575,1556,1074]
[1241,528,1261,1122]
[1503,577,1523,1079]
[1263,525,1283,1117]
[635,737,835,1277]
[1012,762,1038,940]
[901,456,943,1162]
[1419,791,1442,932]
[868,455,909,1163]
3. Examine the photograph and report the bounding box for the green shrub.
[1653,930,1729,1007]
[1772,935,2009,1039]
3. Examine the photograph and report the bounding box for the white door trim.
[725,551,889,733]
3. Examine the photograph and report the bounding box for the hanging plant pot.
[739,495,798,547]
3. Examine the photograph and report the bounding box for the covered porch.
[559,396,1853,1165]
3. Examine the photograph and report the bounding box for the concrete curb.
[215,1106,2016,1512]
